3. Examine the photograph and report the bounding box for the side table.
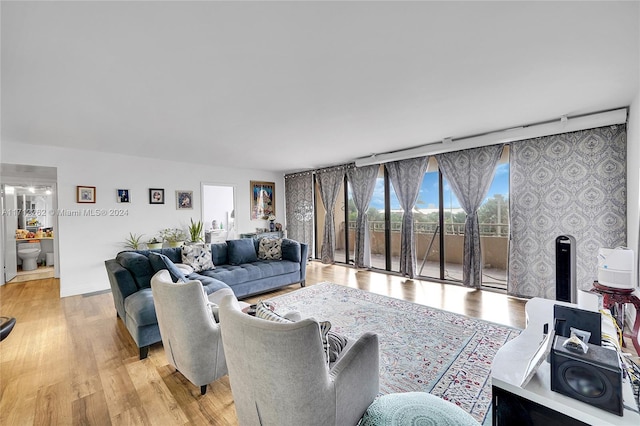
[591,282,640,355]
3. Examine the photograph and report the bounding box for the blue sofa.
[104,238,308,359]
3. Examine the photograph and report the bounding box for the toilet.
[18,242,41,271]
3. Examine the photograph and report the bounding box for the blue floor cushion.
[360,392,480,426]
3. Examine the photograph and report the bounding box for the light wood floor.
[0,261,591,424]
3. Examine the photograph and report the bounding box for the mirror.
[201,183,236,242]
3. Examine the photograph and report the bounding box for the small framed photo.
[176,190,193,209]
[116,189,130,203]
[149,188,165,204]
[77,186,96,203]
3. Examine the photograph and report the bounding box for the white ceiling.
[2,1,639,174]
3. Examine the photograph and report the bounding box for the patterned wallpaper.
[509,125,627,298]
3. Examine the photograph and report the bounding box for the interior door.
[2,185,18,283]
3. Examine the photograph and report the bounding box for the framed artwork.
[149,188,165,204]
[77,186,96,203]
[176,190,193,209]
[250,181,275,220]
[116,189,130,203]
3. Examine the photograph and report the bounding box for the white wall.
[626,89,640,328]
[2,141,284,297]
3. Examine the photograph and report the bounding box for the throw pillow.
[148,252,187,283]
[255,301,289,323]
[181,244,215,272]
[258,238,283,260]
[254,301,339,364]
[227,239,258,265]
[327,330,349,363]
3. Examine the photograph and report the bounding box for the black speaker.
[550,336,623,416]
[556,235,576,303]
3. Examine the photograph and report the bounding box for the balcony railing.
[352,221,509,237]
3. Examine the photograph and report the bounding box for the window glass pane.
[479,147,509,289]
[416,165,441,279]
[442,176,465,282]
[368,166,387,270]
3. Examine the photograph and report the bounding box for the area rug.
[267,282,521,424]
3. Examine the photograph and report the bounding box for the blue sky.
[367,163,509,210]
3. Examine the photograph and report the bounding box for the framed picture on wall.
[176,190,193,209]
[116,189,130,203]
[149,188,164,204]
[77,186,96,203]
[250,181,275,220]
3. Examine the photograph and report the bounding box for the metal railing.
[351,221,509,237]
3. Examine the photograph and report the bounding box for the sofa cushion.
[258,238,282,260]
[124,288,157,326]
[197,260,299,285]
[148,253,187,283]
[116,251,155,289]
[227,239,258,265]
[281,239,301,263]
[181,244,214,272]
[210,243,229,266]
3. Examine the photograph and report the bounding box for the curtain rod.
[354,108,628,167]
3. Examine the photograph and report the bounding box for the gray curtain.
[509,126,626,298]
[436,145,503,288]
[317,168,346,264]
[386,157,429,278]
[346,165,379,268]
[285,172,314,250]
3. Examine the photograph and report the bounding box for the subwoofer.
[550,336,623,416]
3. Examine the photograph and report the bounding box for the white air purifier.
[597,247,635,289]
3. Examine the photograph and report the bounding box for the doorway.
[201,183,236,243]
[1,163,59,285]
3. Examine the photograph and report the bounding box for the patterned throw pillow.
[255,301,289,322]
[327,330,349,363]
[258,238,283,260]
[181,244,215,272]
[254,301,341,364]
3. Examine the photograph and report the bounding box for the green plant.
[124,232,144,250]
[147,236,162,244]
[188,218,204,242]
[160,228,187,243]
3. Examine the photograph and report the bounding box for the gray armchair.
[219,295,379,426]
[150,270,228,395]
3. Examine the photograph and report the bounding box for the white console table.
[491,297,639,425]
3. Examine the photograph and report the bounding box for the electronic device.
[597,247,635,289]
[553,304,601,346]
[550,336,623,416]
[556,235,576,302]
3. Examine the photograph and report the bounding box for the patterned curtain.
[436,145,504,288]
[317,168,346,264]
[285,172,314,251]
[509,125,626,298]
[346,165,379,268]
[386,157,429,278]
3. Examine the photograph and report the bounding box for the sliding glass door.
[316,151,509,291]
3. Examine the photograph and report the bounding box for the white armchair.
[219,295,379,426]
[150,270,228,395]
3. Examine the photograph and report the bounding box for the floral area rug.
[268,282,521,424]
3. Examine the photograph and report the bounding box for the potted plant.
[161,228,187,248]
[124,233,144,250]
[146,237,163,250]
[188,218,204,243]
